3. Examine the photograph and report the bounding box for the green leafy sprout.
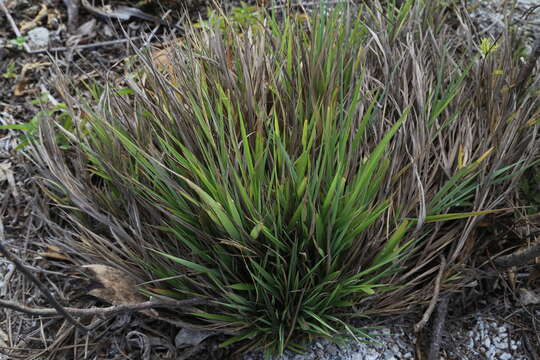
[10,36,28,50]
[2,63,17,78]
[479,37,500,58]
[0,91,77,150]
[196,2,263,31]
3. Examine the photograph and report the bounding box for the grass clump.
[31,1,539,357]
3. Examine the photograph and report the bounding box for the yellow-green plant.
[479,37,500,58]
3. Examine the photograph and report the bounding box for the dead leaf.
[127,331,151,360]
[519,288,540,305]
[14,78,34,97]
[76,18,96,37]
[66,19,97,47]
[0,161,17,197]
[175,328,215,348]
[527,264,540,285]
[151,38,184,72]
[20,3,48,33]
[0,328,8,348]
[506,267,517,292]
[0,161,13,182]
[14,62,51,96]
[82,264,158,317]
[47,7,61,28]
[20,62,51,74]
[38,244,75,263]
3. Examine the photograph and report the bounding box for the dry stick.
[143,9,173,47]
[0,222,90,333]
[427,294,450,360]
[494,239,540,268]
[63,0,80,33]
[414,256,447,333]
[39,38,144,53]
[0,298,204,318]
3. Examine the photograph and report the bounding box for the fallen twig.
[63,0,80,33]
[38,37,144,53]
[427,294,450,360]
[415,256,447,332]
[0,298,204,318]
[494,239,540,268]
[20,3,48,33]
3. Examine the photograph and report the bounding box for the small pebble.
[494,339,506,350]
[383,349,396,360]
[326,344,338,356]
[27,27,49,49]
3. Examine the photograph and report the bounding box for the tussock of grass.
[30,0,539,356]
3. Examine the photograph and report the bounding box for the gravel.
[242,315,531,360]
[469,0,539,50]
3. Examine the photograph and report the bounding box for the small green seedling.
[0,91,76,150]
[31,90,51,105]
[10,36,28,50]
[196,2,263,31]
[2,63,17,79]
[478,37,500,58]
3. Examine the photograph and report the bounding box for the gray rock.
[326,344,338,356]
[383,349,396,360]
[493,339,506,350]
[27,27,49,50]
